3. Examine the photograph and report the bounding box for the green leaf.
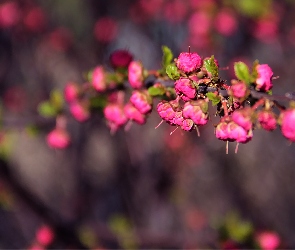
[50,89,64,111]
[234,62,251,84]
[148,86,166,97]
[250,60,259,83]
[89,96,107,109]
[166,63,180,80]
[204,55,218,79]
[38,101,57,117]
[162,45,174,68]
[206,92,221,106]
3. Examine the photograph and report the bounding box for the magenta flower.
[255,64,273,91]
[176,52,202,73]
[70,102,90,122]
[232,108,253,131]
[230,81,248,99]
[174,78,197,101]
[46,128,70,149]
[124,103,146,125]
[128,61,144,89]
[280,108,295,142]
[172,111,184,126]
[227,121,252,143]
[258,110,277,131]
[215,121,229,141]
[256,231,280,250]
[36,225,55,247]
[92,66,106,92]
[104,103,128,131]
[64,82,79,103]
[110,49,133,68]
[157,101,176,123]
[181,118,194,131]
[183,101,208,126]
[130,90,152,114]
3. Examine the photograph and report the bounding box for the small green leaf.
[90,96,107,109]
[250,60,259,82]
[166,63,180,80]
[162,45,174,68]
[148,86,166,97]
[234,62,251,84]
[38,101,57,117]
[204,55,218,79]
[206,92,221,106]
[50,89,64,111]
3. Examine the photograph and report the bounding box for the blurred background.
[0,0,295,248]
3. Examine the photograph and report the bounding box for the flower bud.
[124,103,146,124]
[128,61,144,89]
[130,90,152,114]
[91,66,107,92]
[46,128,70,149]
[215,121,229,141]
[157,101,176,123]
[181,118,194,131]
[227,121,252,143]
[104,103,128,130]
[229,80,248,99]
[256,231,280,250]
[183,100,209,126]
[36,225,55,247]
[258,110,277,131]
[255,64,273,91]
[176,52,202,73]
[232,107,253,131]
[64,82,79,103]
[69,101,90,122]
[110,49,133,68]
[174,78,197,101]
[279,108,295,142]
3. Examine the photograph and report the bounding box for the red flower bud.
[69,102,90,122]
[183,100,208,126]
[232,107,253,131]
[64,82,79,103]
[110,50,133,68]
[175,78,197,101]
[124,103,146,124]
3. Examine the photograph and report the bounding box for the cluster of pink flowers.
[41,46,295,151]
[156,52,209,134]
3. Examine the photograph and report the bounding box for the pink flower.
[124,103,146,124]
[230,81,248,99]
[232,108,253,131]
[183,100,208,126]
[227,121,252,143]
[256,231,280,250]
[215,121,229,141]
[256,64,273,91]
[174,78,197,101]
[172,111,184,126]
[258,110,277,131]
[181,118,194,131]
[70,102,90,122]
[93,17,118,43]
[64,82,79,103]
[280,108,295,142]
[110,49,133,68]
[128,61,144,89]
[36,225,54,247]
[214,8,237,36]
[91,66,106,92]
[0,1,20,28]
[157,101,176,123]
[46,128,70,149]
[104,103,128,131]
[176,52,202,73]
[130,90,152,114]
